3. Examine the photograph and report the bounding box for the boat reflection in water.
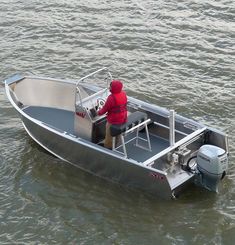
[4,68,229,199]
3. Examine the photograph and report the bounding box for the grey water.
[0,0,234,244]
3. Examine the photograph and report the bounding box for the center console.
[74,88,108,143]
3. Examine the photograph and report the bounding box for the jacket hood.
[110,80,123,94]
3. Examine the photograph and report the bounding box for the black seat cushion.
[110,111,148,137]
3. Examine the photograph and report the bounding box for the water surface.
[0,0,235,244]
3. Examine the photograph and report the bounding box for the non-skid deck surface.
[23,106,169,162]
[116,133,169,162]
[23,106,75,134]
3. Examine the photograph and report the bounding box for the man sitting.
[97,80,127,149]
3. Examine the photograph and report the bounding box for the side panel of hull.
[22,116,173,199]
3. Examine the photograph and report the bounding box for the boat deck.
[23,106,75,134]
[23,106,170,163]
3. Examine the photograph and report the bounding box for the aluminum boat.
[4,68,229,199]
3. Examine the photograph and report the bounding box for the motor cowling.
[196,144,228,192]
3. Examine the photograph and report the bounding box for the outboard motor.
[195,144,228,192]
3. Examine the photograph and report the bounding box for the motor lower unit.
[195,144,228,192]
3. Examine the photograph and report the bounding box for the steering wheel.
[96,98,105,110]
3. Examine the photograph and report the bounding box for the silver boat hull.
[4,69,229,199]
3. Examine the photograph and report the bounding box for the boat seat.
[110,111,148,137]
[110,111,152,158]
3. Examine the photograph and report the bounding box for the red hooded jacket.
[98,80,127,124]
